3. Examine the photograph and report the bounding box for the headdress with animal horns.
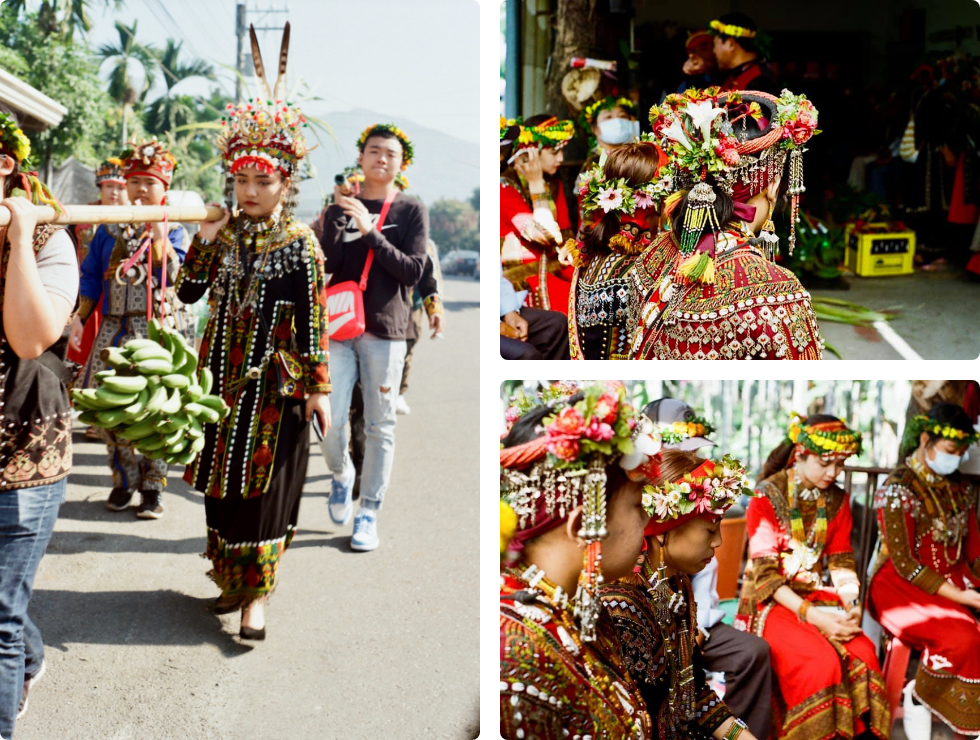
[216,22,311,179]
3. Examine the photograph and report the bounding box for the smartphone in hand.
[312,412,325,441]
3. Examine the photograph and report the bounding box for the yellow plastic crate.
[844,223,915,277]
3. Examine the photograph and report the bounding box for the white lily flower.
[661,117,693,149]
[685,100,725,151]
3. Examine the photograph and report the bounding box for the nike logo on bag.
[328,312,355,334]
[327,290,357,334]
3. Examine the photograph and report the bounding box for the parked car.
[440,249,479,276]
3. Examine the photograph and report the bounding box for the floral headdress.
[515,117,575,151]
[653,415,716,445]
[901,414,980,456]
[649,87,820,278]
[569,140,671,260]
[500,115,522,142]
[120,136,178,188]
[708,19,757,39]
[0,112,32,165]
[358,123,414,170]
[500,381,662,641]
[787,412,863,462]
[0,112,63,215]
[217,23,309,180]
[578,154,673,220]
[95,158,125,186]
[643,455,753,528]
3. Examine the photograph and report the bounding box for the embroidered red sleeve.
[825,493,854,556]
[747,495,781,558]
[875,484,945,594]
[500,181,531,237]
[747,496,787,602]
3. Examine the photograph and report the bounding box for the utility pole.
[234,3,289,104]
[235,3,246,104]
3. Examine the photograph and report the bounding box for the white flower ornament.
[685,100,725,151]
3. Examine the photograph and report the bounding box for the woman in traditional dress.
[632,87,823,360]
[500,382,661,740]
[175,24,330,640]
[737,414,889,740]
[598,444,759,740]
[568,141,669,360]
[868,403,980,737]
[500,115,576,315]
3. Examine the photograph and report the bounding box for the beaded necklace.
[228,213,279,317]
[502,562,649,739]
[641,551,697,739]
[783,468,827,578]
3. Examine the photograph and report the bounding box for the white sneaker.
[902,680,932,740]
[396,395,411,415]
[351,510,379,551]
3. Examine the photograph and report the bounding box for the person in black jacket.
[318,123,427,551]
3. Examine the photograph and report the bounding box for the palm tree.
[144,39,216,136]
[5,0,122,41]
[98,19,158,144]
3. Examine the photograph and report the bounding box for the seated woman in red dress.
[500,115,576,315]
[868,403,980,737]
[737,414,890,740]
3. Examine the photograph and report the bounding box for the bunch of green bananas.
[70,319,230,466]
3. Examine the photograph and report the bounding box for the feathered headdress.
[120,136,178,187]
[217,22,310,178]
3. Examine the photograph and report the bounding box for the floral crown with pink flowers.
[641,454,752,524]
[578,159,674,223]
[500,382,667,527]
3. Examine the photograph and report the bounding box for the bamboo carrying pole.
[0,204,226,227]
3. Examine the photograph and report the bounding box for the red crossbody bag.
[325,189,397,340]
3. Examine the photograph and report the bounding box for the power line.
[112,21,224,118]
[140,0,206,63]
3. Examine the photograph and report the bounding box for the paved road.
[17,275,481,740]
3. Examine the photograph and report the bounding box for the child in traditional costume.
[500,115,576,315]
[175,23,330,640]
[76,138,186,517]
[568,141,669,359]
[598,445,759,740]
[632,88,823,360]
[500,382,658,740]
[737,414,889,740]
[68,158,128,439]
[868,404,980,736]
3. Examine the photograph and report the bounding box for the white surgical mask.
[926,449,962,476]
[598,118,639,145]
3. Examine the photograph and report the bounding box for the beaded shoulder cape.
[631,230,823,360]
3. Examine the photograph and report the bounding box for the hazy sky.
[81,0,479,144]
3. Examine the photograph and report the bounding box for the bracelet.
[724,718,748,740]
[797,600,812,623]
[529,190,550,208]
